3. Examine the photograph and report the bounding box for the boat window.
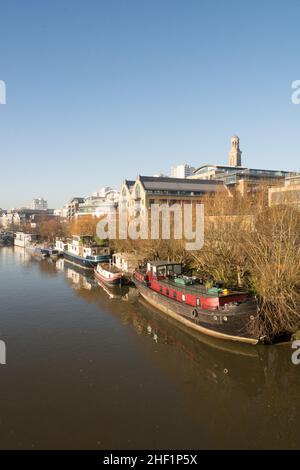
[158,266,166,277]
[174,265,182,275]
[196,298,200,306]
[159,286,163,293]
[173,291,177,300]
[166,289,169,296]
[182,294,186,302]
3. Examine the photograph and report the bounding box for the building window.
[135,184,141,199]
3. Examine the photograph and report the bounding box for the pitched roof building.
[120,175,226,213]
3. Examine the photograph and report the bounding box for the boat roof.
[160,278,247,298]
[113,252,144,261]
[148,260,182,267]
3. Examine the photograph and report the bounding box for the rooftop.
[193,163,295,177]
[138,175,224,192]
[124,179,135,187]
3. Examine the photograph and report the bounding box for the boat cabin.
[134,260,250,310]
[55,238,68,253]
[146,261,182,279]
[14,232,39,248]
[66,235,110,261]
[112,252,144,273]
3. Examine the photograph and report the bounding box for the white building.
[0,210,21,228]
[75,187,119,218]
[54,207,68,217]
[171,164,195,179]
[30,198,48,210]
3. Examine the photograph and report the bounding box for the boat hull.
[133,278,259,345]
[94,268,123,285]
[64,251,111,270]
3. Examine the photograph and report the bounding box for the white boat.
[14,232,39,248]
[60,235,111,269]
[94,263,123,285]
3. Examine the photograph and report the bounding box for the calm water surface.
[0,247,299,449]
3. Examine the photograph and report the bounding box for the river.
[0,246,299,449]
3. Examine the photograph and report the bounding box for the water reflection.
[1,247,299,449]
[42,256,297,395]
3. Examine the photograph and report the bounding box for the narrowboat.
[94,263,123,285]
[63,235,111,270]
[133,261,259,345]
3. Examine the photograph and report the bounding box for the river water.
[0,246,299,449]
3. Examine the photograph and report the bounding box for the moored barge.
[62,235,111,270]
[94,263,123,285]
[133,261,259,345]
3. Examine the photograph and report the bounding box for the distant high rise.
[228,135,242,167]
[171,164,195,178]
[30,197,48,210]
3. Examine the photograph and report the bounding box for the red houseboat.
[133,261,259,345]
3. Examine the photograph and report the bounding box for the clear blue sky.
[0,0,299,208]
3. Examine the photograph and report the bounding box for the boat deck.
[152,275,247,298]
[100,263,122,274]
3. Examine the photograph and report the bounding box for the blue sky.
[0,0,300,208]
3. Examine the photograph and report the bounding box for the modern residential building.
[54,207,68,218]
[75,187,119,218]
[66,197,85,219]
[54,209,62,217]
[30,197,48,210]
[171,164,195,178]
[269,175,300,208]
